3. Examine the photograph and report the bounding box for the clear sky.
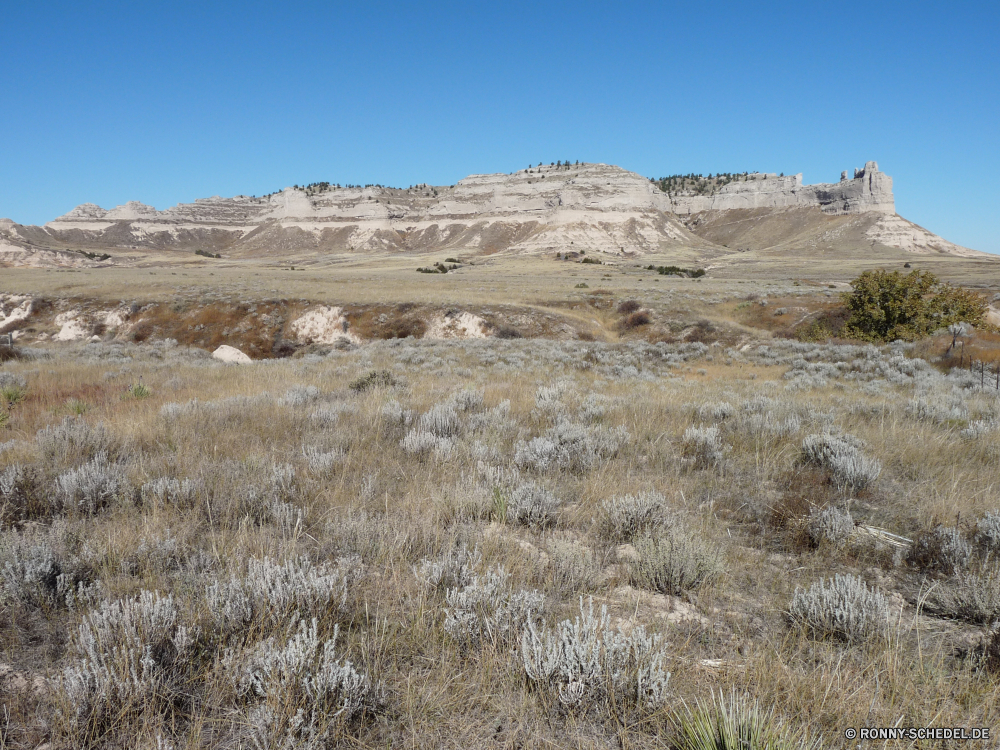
[2,1,997,252]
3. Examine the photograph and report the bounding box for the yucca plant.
[673,689,822,749]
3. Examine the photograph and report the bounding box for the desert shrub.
[630,527,721,596]
[617,299,641,314]
[349,370,397,392]
[976,511,1000,552]
[206,556,355,641]
[806,506,855,547]
[493,324,523,339]
[619,311,651,330]
[444,565,543,648]
[400,429,454,458]
[125,381,151,400]
[842,269,987,342]
[414,544,482,593]
[800,433,881,492]
[597,491,670,544]
[223,618,382,747]
[55,455,132,515]
[0,463,47,523]
[215,461,302,530]
[907,525,971,574]
[55,590,197,744]
[282,384,321,406]
[0,532,78,608]
[930,564,1000,625]
[37,418,119,465]
[503,481,560,529]
[302,445,343,474]
[514,420,628,473]
[545,540,601,595]
[682,425,725,468]
[672,689,822,750]
[445,388,484,413]
[417,403,461,437]
[789,574,890,644]
[381,399,414,427]
[521,598,670,713]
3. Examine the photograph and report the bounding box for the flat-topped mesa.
[669,161,894,216]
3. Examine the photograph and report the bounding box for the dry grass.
[0,331,999,748]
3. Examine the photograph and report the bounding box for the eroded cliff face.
[669,162,894,216]
[36,163,704,257]
[0,160,982,266]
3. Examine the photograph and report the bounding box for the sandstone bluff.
[0,161,987,266]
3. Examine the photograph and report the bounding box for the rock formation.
[668,162,894,216]
[0,160,985,263]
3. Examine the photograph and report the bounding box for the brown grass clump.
[619,310,651,331]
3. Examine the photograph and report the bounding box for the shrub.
[56,590,196,743]
[630,528,721,596]
[842,269,987,342]
[414,544,482,593]
[930,564,1000,624]
[400,429,454,458]
[282,384,321,406]
[37,418,119,464]
[225,619,382,746]
[0,464,47,523]
[0,532,78,608]
[673,689,822,750]
[682,425,725,468]
[907,525,971,574]
[504,481,560,529]
[545,540,600,595]
[493,324,523,339]
[806,506,854,547]
[521,597,670,713]
[55,455,132,514]
[417,403,461,437]
[206,556,355,641]
[141,477,200,509]
[348,370,397,392]
[619,311,651,330]
[597,491,670,544]
[789,574,890,644]
[800,433,881,492]
[514,420,629,474]
[617,300,641,314]
[444,565,543,648]
[976,511,1000,552]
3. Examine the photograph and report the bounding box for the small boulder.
[212,345,251,364]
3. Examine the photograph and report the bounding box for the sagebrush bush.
[801,433,881,492]
[207,556,355,641]
[414,544,482,593]
[789,574,890,644]
[630,527,721,596]
[141,476,201,509]
[930,563,1000,625]
[806,506,854,547]
[521,597,670,713]
[597,491,670,544]
[56,590,197,743]
[37,417,119,464]
[907,525,971,574]
[0,463,46,523]
[545,539,601,595]
[514,419,628,473]
[682,425,725,468]
[0,531,78,608]
[444,565,543,648]
[503,481,560,529]
[224,618,382,748]
[977,511,1000,552]
[55,454,132,514]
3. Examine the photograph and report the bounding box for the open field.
[3,254,1000,748]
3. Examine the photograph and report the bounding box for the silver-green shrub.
[630,527,721,596]
[682,425,724,468]
[806,506,854,547]
[801,433,881,492]
[907,525,971,574]
[444,565,543,648]
[597,491,670,544]
[55,454,132,514]
[789,574,890,643]
[521,598,670,712]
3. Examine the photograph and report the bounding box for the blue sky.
[3,1,997,252]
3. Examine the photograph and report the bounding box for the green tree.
[842,269,987,342]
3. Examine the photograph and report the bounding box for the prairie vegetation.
[2,328,1000,748]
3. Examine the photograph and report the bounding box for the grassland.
[2,253,1000,748]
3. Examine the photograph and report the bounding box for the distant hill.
[0,161,988,266]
